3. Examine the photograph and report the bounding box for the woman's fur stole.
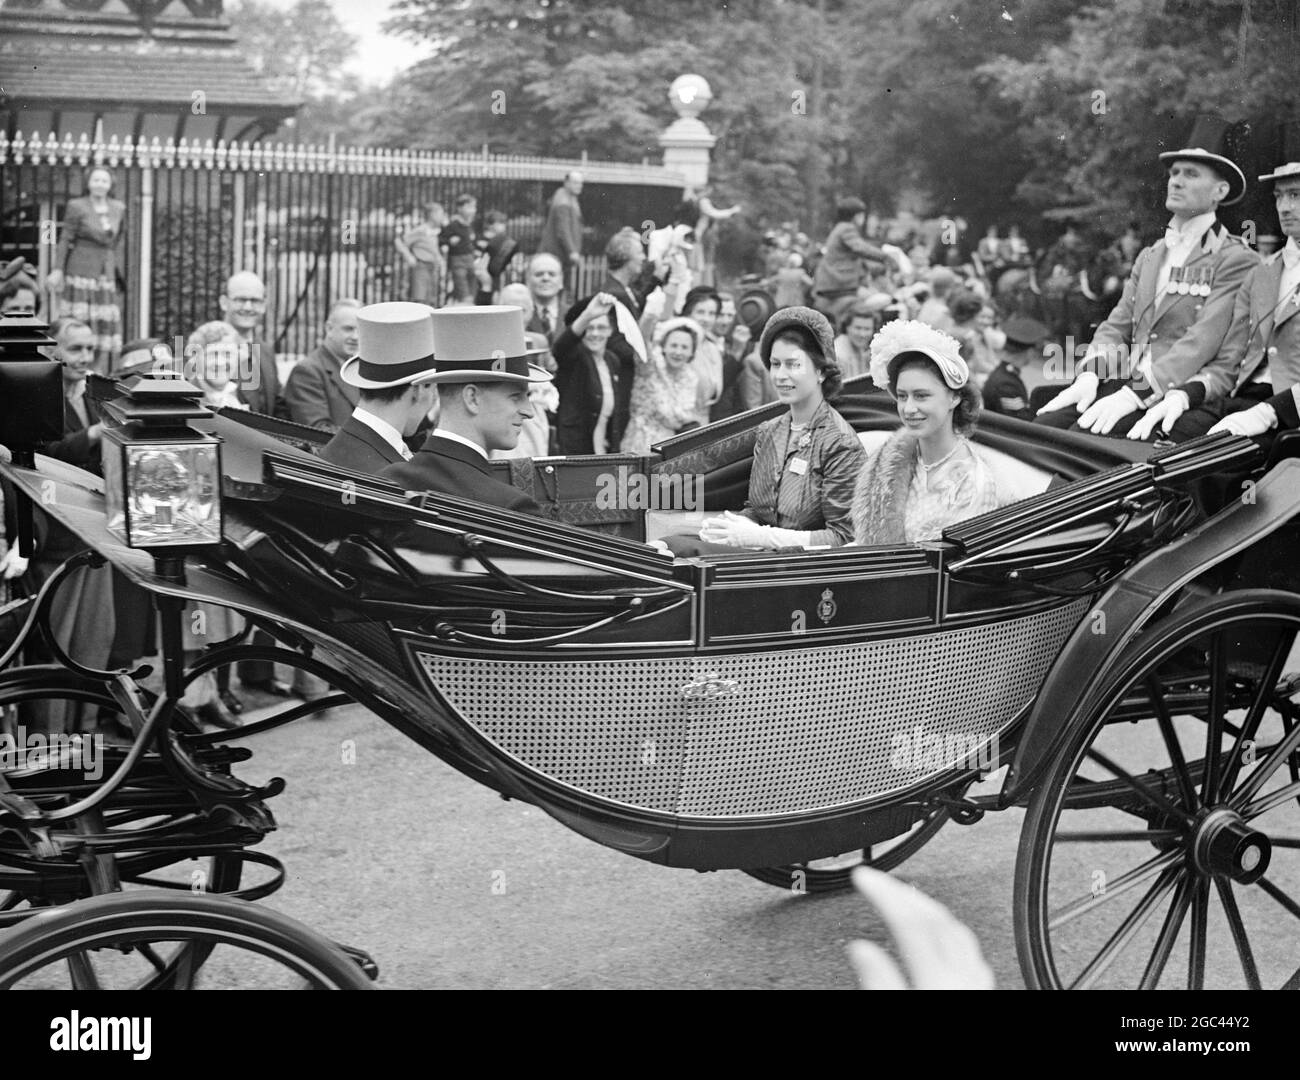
[851,429,919,546]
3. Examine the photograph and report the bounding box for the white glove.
[1210,402,1277,438]
[1078,385,1143,435]
[699,510,775,549]
[1036,370,1100,416]
[1127,388,1189,440]
[0,548,29,580]
[847,867,995,990]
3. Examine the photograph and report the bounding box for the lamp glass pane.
[102,439,127,542]
[123,442,221,547]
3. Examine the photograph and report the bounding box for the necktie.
[539,307,553,336]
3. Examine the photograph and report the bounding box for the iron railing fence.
[0,132,686,359]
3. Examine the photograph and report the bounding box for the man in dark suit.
[524,253,565,344]
[600,228,667,319]
[284,299,362,433]
[538,170,584,292]
[43,317,104,469]
[219,271,287,418]
[379,307,552,514]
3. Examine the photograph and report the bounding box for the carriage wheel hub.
[1190,807,1270,884]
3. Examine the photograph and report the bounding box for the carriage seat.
[643,429,1054,542]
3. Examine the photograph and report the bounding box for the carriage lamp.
[100,376,223,561]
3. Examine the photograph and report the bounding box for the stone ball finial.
[668,74,712,120]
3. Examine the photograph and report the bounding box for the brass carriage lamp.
[99,376,223,566]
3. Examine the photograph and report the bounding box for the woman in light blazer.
[46,166,126,373]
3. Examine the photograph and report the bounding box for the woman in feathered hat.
[853,319,1001,545]
[695,307,866,549]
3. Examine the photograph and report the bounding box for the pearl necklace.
[918,439,963,471]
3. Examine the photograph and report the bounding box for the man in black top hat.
[1131,162,1300,442]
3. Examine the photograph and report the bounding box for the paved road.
[223,702,1031,990]
[202,693,1289,991]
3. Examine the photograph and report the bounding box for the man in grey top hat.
[1036,143,1258,437]
[381,307,553,514]
[1130,162,1300,441]
[322,301,440,474]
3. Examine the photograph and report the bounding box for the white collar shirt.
[431,426,488,460]
[353,408,413,460]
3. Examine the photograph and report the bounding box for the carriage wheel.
[0,669,276,985]
[0,890,374,989]
[741,806,951,894]
[1015,590,1300,989]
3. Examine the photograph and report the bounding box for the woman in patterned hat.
[45,166,126,374]
[853,319,1001,545]
[694,306,865,549]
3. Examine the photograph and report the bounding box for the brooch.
[797,432,812,451]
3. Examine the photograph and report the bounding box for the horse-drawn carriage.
[1,354,1299,989]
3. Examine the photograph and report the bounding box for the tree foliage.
[231,0,359,100]
[271,0,1299,242]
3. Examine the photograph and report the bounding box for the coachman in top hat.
[1037,122,1259,438]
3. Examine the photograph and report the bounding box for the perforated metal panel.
[414,600,1087,818]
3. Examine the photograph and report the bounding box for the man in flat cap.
[380,306,551,514]
[1036,144,1258,437]
[1129,162,1300,442]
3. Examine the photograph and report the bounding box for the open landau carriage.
[3,336,1300,990]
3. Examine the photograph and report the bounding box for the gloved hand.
[0,548,29,580]
[1036,370,1100,416]
[1127,388,1189,440]
[699,510,776,549]
[1210,402,1277,438]
[1078,385,1142,435]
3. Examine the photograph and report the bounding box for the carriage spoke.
[1267,837,1300,848]
[66,951,100,991]
[1147,675,1198,809]
[1239,778,1300,821]
[1256,875,1300,923]
[134,943,169,976]
[1140,874,1193,990]
[1048,850,1181,929]
[1214,878,1261,990]
[1084,747,1196,824]
[1221,630,1295,796]
[1230,718,1300,811]
[1069,867,1182,990]
[1202,633,1227,806]
[1052,830,1181,843]
[1187,875,1208,990]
